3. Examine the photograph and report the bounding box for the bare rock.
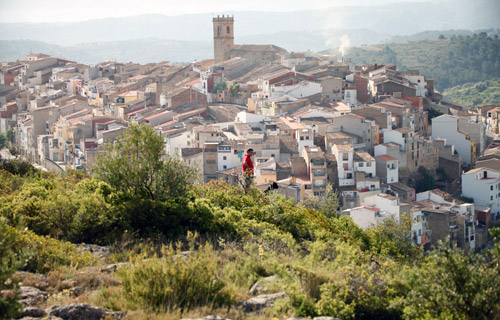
[76,244,110,258]
[68,286,84,297]
[22,306,47,318]
[241,292,287,312]
[46,303,125,320]
[100,262,132,273]
[248,275,277,295]
[17,286,48,306]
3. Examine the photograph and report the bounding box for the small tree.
[228,82,241,97]
[213,77,227,93]
[300,185,340,218]
[415,166,435,193]
[93,124,197,201]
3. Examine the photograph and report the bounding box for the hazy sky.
[0,0,431,23]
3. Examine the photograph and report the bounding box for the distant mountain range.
[0,0,498,64]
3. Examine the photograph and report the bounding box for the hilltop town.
[1,16,499,253]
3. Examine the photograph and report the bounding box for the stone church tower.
[213,15,234,63]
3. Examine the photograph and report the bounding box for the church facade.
[213,15,286,64]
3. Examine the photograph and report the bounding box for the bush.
[0,218,25,319]
[118,234,234,312]
[0,159,35,176]
[14,229,98,273]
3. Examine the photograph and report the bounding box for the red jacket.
[242,154,254,175]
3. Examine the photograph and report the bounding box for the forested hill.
[338,32,500,91]
[444,78,500,108]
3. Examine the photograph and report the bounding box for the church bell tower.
[213,15,234,63]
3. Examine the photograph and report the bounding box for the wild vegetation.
[1,124,499,319]
[340,32,500,91]
[444,78,500,108]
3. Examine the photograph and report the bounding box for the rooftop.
[354,151,375,162]
[376,154,397,161]
[334,144,354,152]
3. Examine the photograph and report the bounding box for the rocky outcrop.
[240,292,287,312]
[21,307,47,318]
[46,303,125,320]
[17,286,48,306]
[76,244,110,258]
[100,262,132,273]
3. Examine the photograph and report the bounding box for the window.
[491,196,494,201]
[223,165,227,169]
[223,156,227,160]
[367,162,372,167]
[227,26,230,34]
[347,173,353,179]
[343,163,348,170]
[342,153,348,160]
[359,163,364,167]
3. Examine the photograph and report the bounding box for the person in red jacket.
[242,148,255,192]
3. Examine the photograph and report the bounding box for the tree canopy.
[92,123,196,201]
[341,32,500,91]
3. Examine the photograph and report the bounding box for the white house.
[269,81,321,100]
[432,115,475,166]
[296,128,315,156]
[331,144,355,186]
[462,167,500,220]
[165,131,191,157]
[361,193,400,222]
[217,144,241,171]
[343,87,358,108]
[346,206,389,229]
[375,154,398,183]
[410,208,426,246]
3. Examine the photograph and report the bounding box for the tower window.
[217,26,221,36]
[227,26,230,34]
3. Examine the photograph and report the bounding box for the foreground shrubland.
[1,125,499,319]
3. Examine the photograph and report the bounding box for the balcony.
[313,184,326,189]
[312,170,326,177]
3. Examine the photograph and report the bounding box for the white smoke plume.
[340,34,350,57]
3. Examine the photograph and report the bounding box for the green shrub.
[0,218,25,319]
[118,235,234,312]
[15,229,98,273]
[0,159,35,176]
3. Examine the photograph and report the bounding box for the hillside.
[339,32,500,91]
[444,78,500,108]
[1,125,500,320]
[0,39,212,65]
[1,0,499,46]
